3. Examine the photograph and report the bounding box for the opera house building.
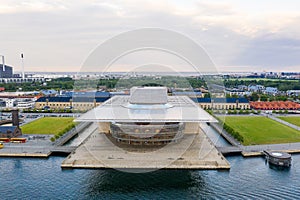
[76,86,216,146]
[62,86,230,170]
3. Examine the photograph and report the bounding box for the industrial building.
[0,65,13,78]
[0,55,44,83]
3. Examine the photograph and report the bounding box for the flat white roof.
[75,95,217,123]
[129,87,168,104]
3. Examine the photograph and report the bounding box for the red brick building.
[250,101,300,110]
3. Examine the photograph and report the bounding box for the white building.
[238,85,248,91]
[264,87,278,95]
[4,99,15,108]
[63,86,230,170]
[225,88,252,96]
[0,92,38,109]
[287,90,300,97]
[248,85,265,93]
[16,100,35,109]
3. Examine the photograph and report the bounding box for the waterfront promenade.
[1,115,300,165]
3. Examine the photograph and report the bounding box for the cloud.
[232,37,300,67]
[0,0,68,14]
[0,0,299,72]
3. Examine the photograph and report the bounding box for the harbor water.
[0,124,299,199]
[0,155,299,199]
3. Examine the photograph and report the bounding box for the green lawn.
[278,116,300,127]
[223,116,300,145]
[21,117,75,135]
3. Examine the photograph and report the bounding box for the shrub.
[53,123,76,140]
[257,110,261,114]
[284,110,289,114]
[214,115,244,143]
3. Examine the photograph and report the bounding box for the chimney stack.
[21,53,25,79]
[0,55,5,72]
[11,110,19,128]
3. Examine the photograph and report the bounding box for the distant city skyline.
[0,0,300,72]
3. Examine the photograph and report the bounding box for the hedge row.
[207,109,261,115]
[272,110,289,114]
[222,123,244,143]
[50,123,76,142]
[23,109,76,113]
[212,114,244,143]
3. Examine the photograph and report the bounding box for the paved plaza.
[61,127,230,170]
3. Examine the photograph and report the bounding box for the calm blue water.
[0,155,299,200]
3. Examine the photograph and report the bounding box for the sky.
[0,0,300,72]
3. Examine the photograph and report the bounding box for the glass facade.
[110,122,185,145]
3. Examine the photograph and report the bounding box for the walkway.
[241,142,300,154]
[268,115,300,131]
[217,146,242,155]
[51,146,77,154]
[217,141,300,156]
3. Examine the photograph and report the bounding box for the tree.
[250,93,259,101]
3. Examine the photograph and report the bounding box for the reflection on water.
[268,163,291,171]
[13,159,22,169]
[84,169,214,199]
[86,170,201,190]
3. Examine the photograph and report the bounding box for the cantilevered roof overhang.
[75,95,217,123]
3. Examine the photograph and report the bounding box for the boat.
[0,142,4,149]
[263,150,291,167]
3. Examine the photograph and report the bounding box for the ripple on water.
[0,155,299,199]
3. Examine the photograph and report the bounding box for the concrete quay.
[241,142,300,157]
[0,144,77,157]
[61,129,230,170]
[217,142,300,157]
[0,152,51,157]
